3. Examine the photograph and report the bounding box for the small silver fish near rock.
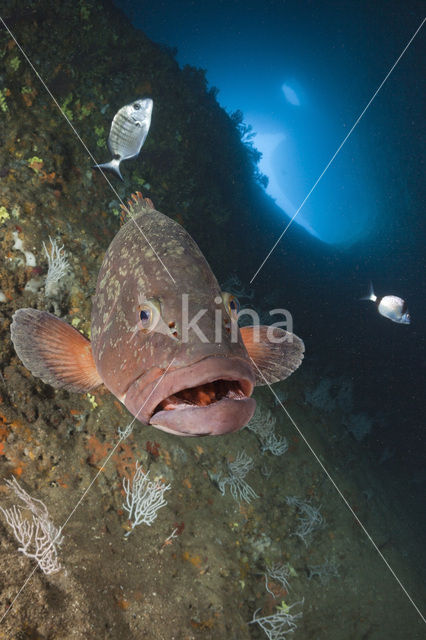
[361,282,410,325]
[94,98,153,180]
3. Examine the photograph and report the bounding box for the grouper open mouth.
[10,193,305,439]
[125,357,256,436]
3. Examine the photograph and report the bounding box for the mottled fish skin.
[91,198,251,405]
[94,98,153,179]
[10,193,304,436]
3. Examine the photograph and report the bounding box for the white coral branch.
[43,236,70,297]
[0,477,63,575]
[123,463,170,535]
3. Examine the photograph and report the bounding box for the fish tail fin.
[360,281,377,302]
[119,191,155,224]
[11,308,103,392]
[93,158,123,181]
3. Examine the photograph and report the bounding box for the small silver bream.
[94,97,153,180]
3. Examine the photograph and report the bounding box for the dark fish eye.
[137,298,162,333]
[133,103,141,110]
[221,292,240,320]
[229,297,240,313]
[140,308,151,325]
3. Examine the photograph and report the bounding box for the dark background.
[110,0,426,487]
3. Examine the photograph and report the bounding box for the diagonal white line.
[0,564,39,628]
[250,16,426,284]
[0,16,175,284]
[60,358,175,531]
[0,359,175,625]
[249,356,426,624]
[0,17,178,627]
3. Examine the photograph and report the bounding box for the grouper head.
[10,193,304,438]
[90,195,257,435]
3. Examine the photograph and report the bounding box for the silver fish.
[94,98,153,180]
[361,282,410,324]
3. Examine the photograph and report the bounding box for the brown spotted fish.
[11,193,304,436]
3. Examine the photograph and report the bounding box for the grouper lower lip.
[123,356,256,436]
[150,397,256,436]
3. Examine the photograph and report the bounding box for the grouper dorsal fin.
[11,308,103,392]
[119,191,155,225]
[240,325,305,386]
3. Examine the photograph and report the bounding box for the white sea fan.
[249,599,304,639]
[264,561,293,595]
[214,451,259,503]
[247,409,288,456]
[123,463,170,535]
[43,236,70,297]
[286,496,324,546]
[0,477,63,575]
[308,557,339,584]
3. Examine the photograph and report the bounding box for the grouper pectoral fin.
[11,308,103,392]
[240,325,305,386]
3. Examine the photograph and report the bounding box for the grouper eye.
[140,308,151,324]
[137,298,161,332]
[133,102,141,110]
[221,292,240,321]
